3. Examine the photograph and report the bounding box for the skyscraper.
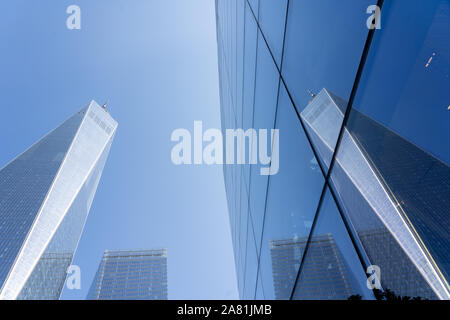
[215,0,449,299]
[87,249,168,300]
[301,88,448,299]
[270,235,355,300]
[17,252,73,300]
[0,101,117,300]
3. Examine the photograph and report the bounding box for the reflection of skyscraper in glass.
[357,228,436,298]
[87,249,168,300]
[0,101,117,300]
[301,89,449,299]
[270,235,355,300]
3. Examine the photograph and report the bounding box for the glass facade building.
[0,101,117,300]
[87,249,168,300]
[215,0,450,299]
[271,235,356,300]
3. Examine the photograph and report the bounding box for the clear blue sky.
[0,0,238,299]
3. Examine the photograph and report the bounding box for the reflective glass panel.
[248,30,280,250]
[258,0,288,67]
[282,0,373,173]
[256,82,324,300]
[243,218,258,299]
[346,0,450,291]
[293,189,374,300]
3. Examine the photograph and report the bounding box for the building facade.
[0,101,117,300]
[87,249,168,300]
[270,234,356,300]
[215,0,450,299]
